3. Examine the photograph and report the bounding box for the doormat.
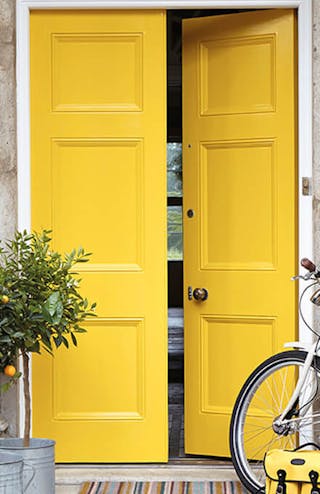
[79,481,248,494]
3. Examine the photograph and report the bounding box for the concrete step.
[55,463,238,492]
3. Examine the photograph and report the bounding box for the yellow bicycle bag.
[264,448,320,494]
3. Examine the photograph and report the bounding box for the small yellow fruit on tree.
[3,365,16,377]
[1,295,9,304]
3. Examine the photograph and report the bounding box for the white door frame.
[16,0,313,434]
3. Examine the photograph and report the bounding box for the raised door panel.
[200,139,276,271]
[200,34,276,115]
[51,138,144,270]
[52,33,143,112]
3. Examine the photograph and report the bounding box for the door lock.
[191,287,208,301]
[187,209,195,218]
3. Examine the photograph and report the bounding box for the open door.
[30,10,167,462]
[183,10,297,457]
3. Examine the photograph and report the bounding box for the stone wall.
[0,0,17,237]
[0,0,18,436]
[314,1,320,265]
[313,1,320,338]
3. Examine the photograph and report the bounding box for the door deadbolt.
[187,209,194,218]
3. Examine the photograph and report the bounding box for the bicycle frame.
[277,340,319,425]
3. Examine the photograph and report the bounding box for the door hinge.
[302,177,312,196]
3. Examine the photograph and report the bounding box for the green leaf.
[12,332,25,338]
[74,327,86,333]
[1,381,12,393]
[27,341,40,353]
[71,332,77,347]
[43,292,61,317]
[41,306,53,324]
[41,333,53,352]
[43,345,54,357]
[42,292,63,325]
[61,335,69,348]
[0,336,12,343]
[54,335,62,348]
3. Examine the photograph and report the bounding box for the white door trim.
[16,0,313,433]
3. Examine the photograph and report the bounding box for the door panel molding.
[199,138,277,271]
[199,33,277,116]
[17,0,312,438]
[52,317,146,422]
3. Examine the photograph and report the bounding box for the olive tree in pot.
[0,230,96,493]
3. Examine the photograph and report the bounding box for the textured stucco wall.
[0,0,17,235]
[314,1,320,261]
[313,1,320,340]
[0,0,18,436]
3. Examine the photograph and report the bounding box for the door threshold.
[55,462,238,487]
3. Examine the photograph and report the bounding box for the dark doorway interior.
[166,9,243,463]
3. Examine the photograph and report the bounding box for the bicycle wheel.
[230,350,320,494]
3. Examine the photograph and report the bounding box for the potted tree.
[0,229,96,492]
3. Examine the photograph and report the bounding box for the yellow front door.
[183,10,297,457]
[30,10,167,462]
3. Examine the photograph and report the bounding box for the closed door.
[183,9,297,457]
[30,10,167,462]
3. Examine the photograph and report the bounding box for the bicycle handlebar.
[301,258,317,273]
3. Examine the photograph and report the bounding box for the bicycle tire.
[230,350,320,494]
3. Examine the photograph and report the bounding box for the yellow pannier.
[264,447,320,494]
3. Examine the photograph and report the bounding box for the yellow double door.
[30,9,297,462]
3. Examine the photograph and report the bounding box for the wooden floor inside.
[168,383,232,466]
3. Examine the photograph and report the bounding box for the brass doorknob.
[193,288,208,301]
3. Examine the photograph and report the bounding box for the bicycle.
[229,258,320,494]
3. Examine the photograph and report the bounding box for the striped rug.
[79,481,247,494]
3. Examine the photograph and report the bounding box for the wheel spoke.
[279,366,289,411]
[241,426,275,444]
[244,431,286,460]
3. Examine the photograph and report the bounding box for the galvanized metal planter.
[0,452,24,493]
[0,438,55,493]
